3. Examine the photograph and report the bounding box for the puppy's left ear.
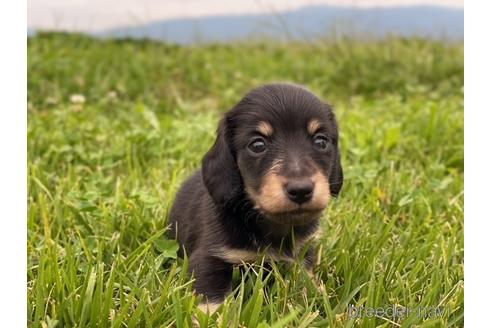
[329,147,343,197]
[202,116,241,206]
[325,104,343,197]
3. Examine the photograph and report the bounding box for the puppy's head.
[202,83,343,225]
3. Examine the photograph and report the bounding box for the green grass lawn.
[27,33,464,327]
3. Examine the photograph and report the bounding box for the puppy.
[168,83,343,312]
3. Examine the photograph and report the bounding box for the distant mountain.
[100,5,463,43]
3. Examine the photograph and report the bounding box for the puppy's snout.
[284,179,314,204]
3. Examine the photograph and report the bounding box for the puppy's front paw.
[193,302,223,327]
[197,301,222,314]
[307,270,326,295]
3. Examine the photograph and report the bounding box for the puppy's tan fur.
[257,121,274,137]
[307,119,322,135]
[247,167,331,214]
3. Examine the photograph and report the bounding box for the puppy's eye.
[247,137,267,155]
[313,133,330,152]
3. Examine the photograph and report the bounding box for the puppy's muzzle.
[284,179,314,204]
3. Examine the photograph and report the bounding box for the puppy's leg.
[304,245,326,294]
[190,251,233,314]
[303,245,316,270]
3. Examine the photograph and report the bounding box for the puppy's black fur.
[169,83,343,305]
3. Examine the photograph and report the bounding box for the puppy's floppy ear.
[325,104,343,197]
[329,147,343,197]
[202,116,241,206]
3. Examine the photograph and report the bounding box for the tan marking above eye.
[307,119,321,135]
[257,121,274,137]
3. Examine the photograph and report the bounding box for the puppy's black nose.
[285,180,314,204]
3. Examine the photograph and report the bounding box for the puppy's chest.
[212,230,319,264]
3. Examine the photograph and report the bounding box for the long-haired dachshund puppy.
[169,83,343,313]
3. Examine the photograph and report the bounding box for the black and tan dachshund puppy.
[169,83,343,312]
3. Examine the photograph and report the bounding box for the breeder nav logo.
[348,304,449,319]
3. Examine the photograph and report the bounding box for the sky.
[28,0,464,32]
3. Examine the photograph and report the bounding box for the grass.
[28,33,463,327]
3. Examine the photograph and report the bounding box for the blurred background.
[28,0,463,43]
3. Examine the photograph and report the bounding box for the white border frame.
[0,0,27,326]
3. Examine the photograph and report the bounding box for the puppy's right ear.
[202,117,241,206]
